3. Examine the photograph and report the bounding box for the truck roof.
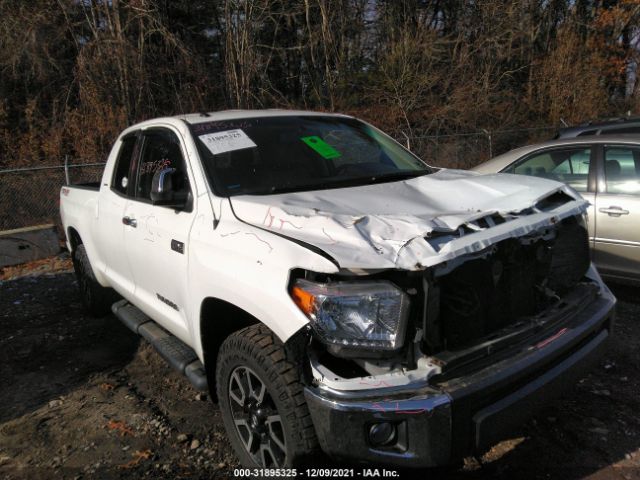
[121,110,353,135]
[178,109,350,125]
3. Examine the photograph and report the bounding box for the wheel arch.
[200,297,261,400]
[67,226,83,253]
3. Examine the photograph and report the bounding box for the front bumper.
[304,285,615,468]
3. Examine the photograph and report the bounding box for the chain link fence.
[0,126,559,232]
[400,126,557,169]
[0,162,105,231]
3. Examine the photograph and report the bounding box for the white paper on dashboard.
[199,129,257,155]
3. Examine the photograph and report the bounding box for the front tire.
[72,244,118,317]
[216,324,319,468]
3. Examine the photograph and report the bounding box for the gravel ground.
[0,266,639,479]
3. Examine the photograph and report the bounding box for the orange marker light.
[291,285,316,315]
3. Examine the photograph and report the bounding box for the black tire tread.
[216,323,319,466]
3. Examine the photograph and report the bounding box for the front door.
[122,127,196,342]
[593,145,640,282]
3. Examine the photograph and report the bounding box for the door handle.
[122,216,137,227]
[598,206,629,217]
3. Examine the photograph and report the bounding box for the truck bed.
[59,184,101,252]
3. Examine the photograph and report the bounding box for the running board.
[112,300,208,391]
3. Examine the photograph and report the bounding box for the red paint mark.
[245,232,273,252]
[279,219,302,230]
[368,400,431,416]
[358,379,392,388]
[262,206,302,230]
[536,327,569,349]
[262,206,275,227]
[360,381,435,415]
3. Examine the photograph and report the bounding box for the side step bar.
[112,300,208,391]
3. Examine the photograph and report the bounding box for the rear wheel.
[216,324,319,468]
[72,244,118,317]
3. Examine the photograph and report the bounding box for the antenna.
[171,75,185,118]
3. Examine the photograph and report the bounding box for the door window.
[604,146,640,194]
[136,129,191,203]
[112,135,138,195]
[505,147,591,192]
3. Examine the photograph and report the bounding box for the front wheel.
[216,324,319,468]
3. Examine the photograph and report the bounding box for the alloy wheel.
[228,366,287,467]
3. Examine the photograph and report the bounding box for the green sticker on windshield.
[301,136,341,159]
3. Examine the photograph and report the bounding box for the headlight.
[291,278,410,352]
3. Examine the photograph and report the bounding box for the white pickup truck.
[60,110,615,469]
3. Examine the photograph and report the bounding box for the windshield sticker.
[199,129,257,155]
[191,120,255,133]
[301,136,341,159]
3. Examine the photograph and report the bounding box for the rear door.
[122,127,197,342]
[592,144,640,282]
[95,132,140,296]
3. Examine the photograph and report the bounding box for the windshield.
[189,115,431,196]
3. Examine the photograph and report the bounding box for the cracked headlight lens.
[291,279,410,351]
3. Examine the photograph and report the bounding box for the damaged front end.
[293,212,592,386]
[291,210,615,467]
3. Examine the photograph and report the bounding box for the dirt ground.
[1,258,639,479]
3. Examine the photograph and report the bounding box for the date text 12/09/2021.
[233,468,400,477]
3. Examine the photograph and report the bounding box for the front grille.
[424,216,590,352]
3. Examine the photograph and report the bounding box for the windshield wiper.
[246,170,431,195]
[366,170,431,183]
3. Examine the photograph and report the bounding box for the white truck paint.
[60,110,615,468]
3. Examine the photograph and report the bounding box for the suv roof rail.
[575,114,640,127]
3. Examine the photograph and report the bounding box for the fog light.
[368,422,396,447]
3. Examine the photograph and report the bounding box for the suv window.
[604,146,640,194]
[136,129,191,202]
[506,147,591,192]
[112,135,138,195]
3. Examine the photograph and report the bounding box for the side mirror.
[151,168,185,208]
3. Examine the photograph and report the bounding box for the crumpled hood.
[229,169,589,271]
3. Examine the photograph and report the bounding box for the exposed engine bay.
[429,217,590,351]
